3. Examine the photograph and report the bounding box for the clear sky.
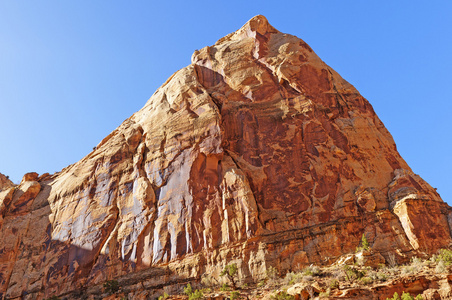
[1,1,451,204]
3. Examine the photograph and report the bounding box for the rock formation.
[0,15,451,299]
[0,173,14,191]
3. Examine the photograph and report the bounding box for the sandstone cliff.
[0,15,450,299]
[0,173,14,191]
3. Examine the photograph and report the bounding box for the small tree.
[184,283,204,300]
[361,234,370,250]
[184,283,193,296]
[103,280,119,294]
[356,233,370,252]
[221,263,238,289]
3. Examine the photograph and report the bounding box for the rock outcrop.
[0,173,14,191]
[0,15,450,299]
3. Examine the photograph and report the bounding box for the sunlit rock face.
[1,15,450,299]
[0,173,14,192]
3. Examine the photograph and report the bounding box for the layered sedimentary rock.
[0,15,450,299]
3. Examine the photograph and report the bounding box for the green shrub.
[359,276,373,285]
[231,291,241,300]
[257,280,266,288]
[220,283,230,291]
[386,291,423,300]
[184,283,204,300]
[343,265,365,281]
[158,292,169,300]
[436,249,452,266]
[270,291,294,300]
[188,289,204,300]
[184,283,193,296]
[376,271,388,281]
[356,233,370,252]
[302,265,320,276]
[283,271,303,285]
[221,264,238,289]
[103,280,119,294]
[387,292,400,300]
[329,279,339,289]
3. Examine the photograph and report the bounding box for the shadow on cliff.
[0,180,188,300]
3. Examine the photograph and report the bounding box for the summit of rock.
[240,15,276,35]
[0,16,450,300]
[217,15,279,42]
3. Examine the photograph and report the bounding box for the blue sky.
[1,1,451,204]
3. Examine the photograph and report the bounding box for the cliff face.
[0,173,14,191]
[1,15,451,299]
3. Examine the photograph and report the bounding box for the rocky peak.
[0,16,450,300]
[224,14,279,41]
[0,173,14,191]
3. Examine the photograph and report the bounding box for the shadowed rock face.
[0,15,451,299]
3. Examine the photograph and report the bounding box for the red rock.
[0,173,14,191]
[0,15,450,299]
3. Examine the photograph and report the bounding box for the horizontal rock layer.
[0,15,450,299]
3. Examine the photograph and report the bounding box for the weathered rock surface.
[0,173,14,191]
[0,15,451,299]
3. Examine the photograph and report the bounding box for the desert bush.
[221,264,238,289]
[387,252,398,267]
[267,265,279,280]
[257,280,266,288]
[401,257,424,275]
[435,260,447,273]
[220,283,230,291]
[359,276,373,285]
[270,290,295,300]
[188,289,204,300]
[158,292,169,300]
[436,249,452,266]
[375,271,388,281]
[184,283,193,296]
[387,292,400,300]
[386,291,423,300]
[184,283,204,300]
[283,271,303,285]
[103,280,119,294]
[231,291,241,300]
[302,265,320,276]
[343,265,365,281]
[329,279,339,289]
[356,233,370,252]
